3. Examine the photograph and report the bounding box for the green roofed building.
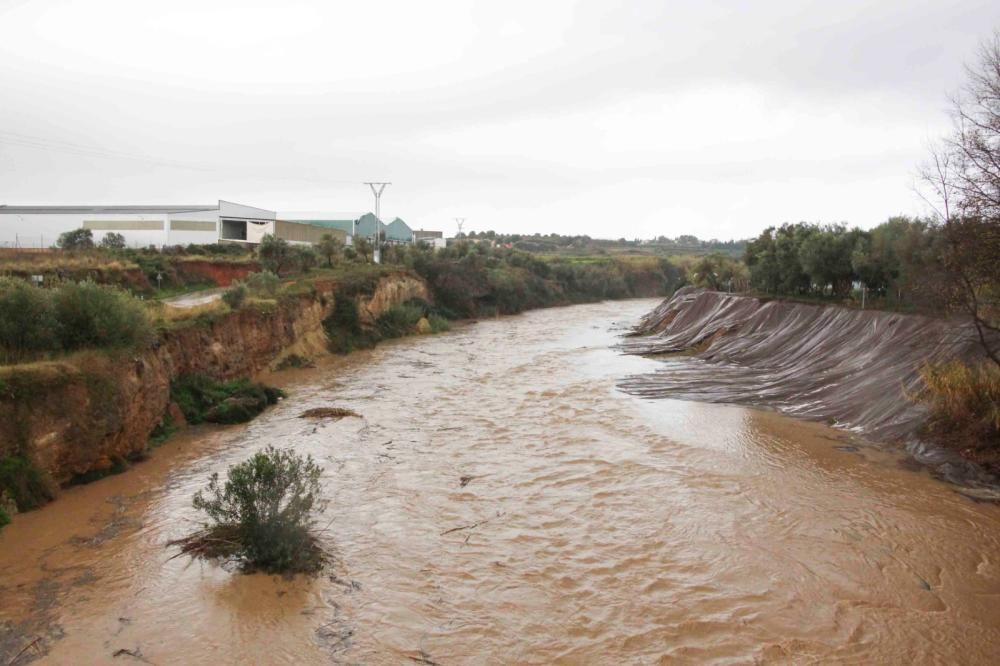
[276,212,369,245]
[384,217,414,243]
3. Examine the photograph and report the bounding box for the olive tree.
[316,233,343,268]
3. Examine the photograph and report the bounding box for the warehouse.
[278,212,373,246]
[0,200,276,248]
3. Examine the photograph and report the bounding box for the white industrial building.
[0,200,277,248]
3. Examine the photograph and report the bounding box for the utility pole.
[455,217,465,237]
[365,182,391,263]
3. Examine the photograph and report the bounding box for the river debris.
[441,519,491,536]
[112,647,157,664]
[459,474,489,488]
[299,407,361,420]
[408,651,443,666]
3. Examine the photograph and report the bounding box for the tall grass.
[915,361,1000,449]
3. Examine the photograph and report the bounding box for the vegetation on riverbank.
[171,375,284,425]
[171,446,328,573]
[0,277,150,364]
[0,455,55,516]
[915,361,1000,470]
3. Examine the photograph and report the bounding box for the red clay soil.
[172,260,259,286]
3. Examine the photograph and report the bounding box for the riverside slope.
[620,288,984,445]
[0,273,428,485]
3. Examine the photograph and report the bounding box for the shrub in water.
[222,282,248,309]
[185,446,328,572]
[52,280,151,351]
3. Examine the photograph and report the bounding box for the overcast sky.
[1,0,998,239]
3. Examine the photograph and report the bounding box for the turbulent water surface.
[2,299,1000,664]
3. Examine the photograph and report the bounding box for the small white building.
[0,200,276,248]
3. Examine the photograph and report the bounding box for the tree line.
[743,217,942,304]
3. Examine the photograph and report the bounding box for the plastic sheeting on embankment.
[619,288,985,443]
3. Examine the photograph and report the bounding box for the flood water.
[3,298,1000,664]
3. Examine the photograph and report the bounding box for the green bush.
[245,270,280,296]
[323,295,378,354]
[171,375,284,425]
[0,277,60,362]
[52,280,151,351]
[0,505,10,529]
[188,446,328,572]
[0,456,55,511]
[375,303,424,338]
[427,314,451,333]
[222,282,248,309]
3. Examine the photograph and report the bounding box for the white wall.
[0,212,170,248]
[167,210,220,246]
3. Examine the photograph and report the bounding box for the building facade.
[0,200,277,248]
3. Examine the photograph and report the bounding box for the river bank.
[0,250,677,522]
[2,298,999,664]
[0,270,430,518]
[621,287,1000,492]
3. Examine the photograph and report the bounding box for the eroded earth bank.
[2,298,1000,664]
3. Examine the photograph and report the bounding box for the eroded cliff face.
[621,288,984,442]
[0,272,429,484]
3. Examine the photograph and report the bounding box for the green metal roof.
[385,217,413,242]
[291,219,355,234]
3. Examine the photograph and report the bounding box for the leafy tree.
[290,245,318,273]
[797,224,858,297]
[352,236,372,263]
[257,234,291,274]
[316,233,343,268]
[56,228,94,250]
[99,232,126,249]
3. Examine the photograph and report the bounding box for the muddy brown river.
[3,299,1000,664]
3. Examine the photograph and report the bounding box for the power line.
[365,182,391,264]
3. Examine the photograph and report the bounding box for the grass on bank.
[914,361,1000,453]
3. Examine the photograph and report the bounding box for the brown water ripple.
[2,299,1000,664]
